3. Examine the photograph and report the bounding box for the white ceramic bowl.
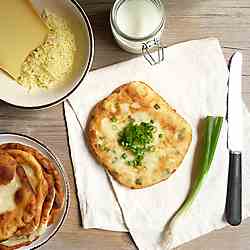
[0,133,70,250]
[0,0,94,109]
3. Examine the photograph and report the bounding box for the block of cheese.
[0,0,48,79]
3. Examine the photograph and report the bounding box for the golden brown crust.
[5,150,48,237]
[86,81,192,189]
[0,241,33,250]
[0,143,64,249]
[0,151,16,185]
[40,172,56,226]
[0,164,36,242]
[0,143,64,224]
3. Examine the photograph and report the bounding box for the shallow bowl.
[0,0,94,109]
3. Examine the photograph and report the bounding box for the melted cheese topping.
[101,118,118,140]
[120,103,129,113]
[0,175,21,214]
[100,110,165,175]
[132,111,150,122]
[143,153,159,171]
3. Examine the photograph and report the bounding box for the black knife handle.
[225,152,242,226]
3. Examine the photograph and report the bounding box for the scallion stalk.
[161,116,223,249]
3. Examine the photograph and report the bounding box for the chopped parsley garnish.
[118,121,156,166]
[159,133,163,138]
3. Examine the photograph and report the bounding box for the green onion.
[99,144,110,152]
[147,145,156,152]
[112,124,118,130]
[118,121,156,166]
[112,157,118,164]
[154,104,160,110]
[111,116,117,122]
[135,178,142,185]
[162,116,223,249]
[104,146,110,152]
[121,153,127,159]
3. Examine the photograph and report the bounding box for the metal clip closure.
[142,38,164,65]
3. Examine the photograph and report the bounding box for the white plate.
[0,0,94,109]
[0,133,70,250]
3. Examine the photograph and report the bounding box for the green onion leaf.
[111,116,117,122]
[118,121,156,166]
[121,153,127,159]
[162,116,223,249]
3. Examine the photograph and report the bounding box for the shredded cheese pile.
[18,11,76,89]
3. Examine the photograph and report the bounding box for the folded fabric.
[64,38,250,249]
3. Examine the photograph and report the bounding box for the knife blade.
[225,51,243,226]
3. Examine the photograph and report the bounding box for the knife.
[225,51,243,226]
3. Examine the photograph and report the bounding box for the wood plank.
[0,0,249,249]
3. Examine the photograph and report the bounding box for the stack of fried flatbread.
[0,143,64,250]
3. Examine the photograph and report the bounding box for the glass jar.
[110,0,165,63]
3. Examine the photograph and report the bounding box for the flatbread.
[0,143,64,225]
[0,153,37,242]
[0,151,16,185]
[0,143,64,249]
[87,81,192,189]
[5,150,48,237]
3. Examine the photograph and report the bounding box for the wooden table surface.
[1,0,250,249]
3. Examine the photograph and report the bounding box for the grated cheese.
[17,10,76,89]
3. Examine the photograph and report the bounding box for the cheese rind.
[0,0,48,79]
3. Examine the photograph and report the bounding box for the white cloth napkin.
[64,38,250,250]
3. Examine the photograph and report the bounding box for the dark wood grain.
[0,0,249,249]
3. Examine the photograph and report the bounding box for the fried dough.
[87,81,192,189]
